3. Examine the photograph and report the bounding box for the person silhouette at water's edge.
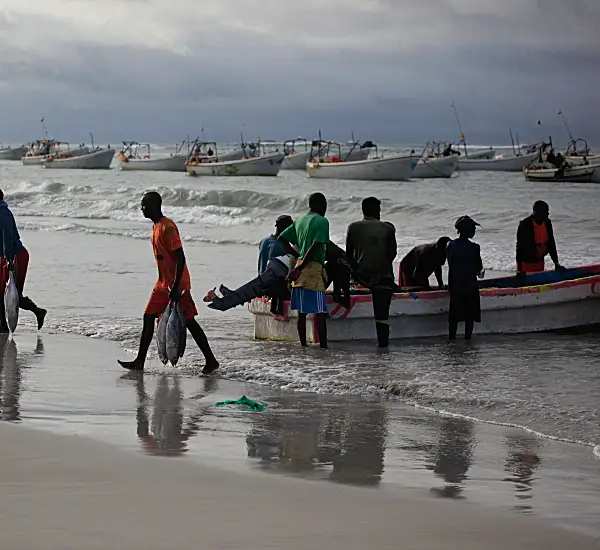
[447,216,484,340]
[118,192,219,374]
[0,189,46,332]
[277,192,329,348]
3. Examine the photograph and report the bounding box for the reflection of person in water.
[0,334,44,422]
[131,373,204,457]
[246,398,387,487]
[503,435,541,512]
[428,417,475,499]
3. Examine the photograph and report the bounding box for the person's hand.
[287,266,301,282]
[169,286,182,302]
[555,264,566,274]
[516,271,526,285]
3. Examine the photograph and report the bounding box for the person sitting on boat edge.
[516,200,565,281]
[278,192,329,348]
[345,196,397,347]
[446,216,484,340]
[399,236,452,289]
[257,215,294,315]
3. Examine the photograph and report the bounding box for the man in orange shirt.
[119,192,219,374]
[516,200,565,280]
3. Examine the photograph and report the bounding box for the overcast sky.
[1,0,598,145]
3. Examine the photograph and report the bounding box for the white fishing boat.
[563,138,600,166]
[281,138,311,170]
[463,148,495,160]
[524,164,595,183]
[250,266,600,342]
[117,141,189,171]
[459,152,536,172]
[21,141,89,166]
[413,143,459,178]
[43,147,116,169]
[186,140,284,177]
[0,145,28,161]
[306,140,415,181]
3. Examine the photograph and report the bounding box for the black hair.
[308,192,327,211]
[143,191,162,206]
[361,196,381,217]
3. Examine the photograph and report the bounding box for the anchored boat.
[118,141,190,171]
[43,147,115,169]
[413,143,459,178]
[281,138,311,170]
[22,140,89,166]
[250,266,600,342]
[306,140,416,181]
[186,140,284,177]
[0,145,28,161]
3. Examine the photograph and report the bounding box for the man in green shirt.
[346,196,397,347]
[278,192,329,348]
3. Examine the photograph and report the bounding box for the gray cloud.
[0,0,599,145]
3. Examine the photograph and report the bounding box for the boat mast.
[558,110,574,143]
[509,127,516,156]
[450,102,468,157]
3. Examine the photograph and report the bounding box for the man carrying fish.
[119,191,219,374]
[0,190,46,332]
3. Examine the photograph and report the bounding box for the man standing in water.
[446,216,484,340]
[278,193,329,348]
[516,200,564,278]
[346,197,397,347]
[0,190,46,331]
[119,192,219,373]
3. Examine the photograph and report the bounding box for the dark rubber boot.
[375,322,390,347]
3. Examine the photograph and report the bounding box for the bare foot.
[201,359,219,375]
[36,309,47,330]
[118,359,144,371]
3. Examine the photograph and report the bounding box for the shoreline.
[0,421,597,550]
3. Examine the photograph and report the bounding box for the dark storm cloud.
[0,0,598,144]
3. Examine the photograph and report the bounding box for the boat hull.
[0,146,28,161]
[281,151,311,170]
[250,267,600,342]
[459,153,535,172]
[412,155,458,178]
[43,149,116,169]
[307,154,415,181]
[566,154,600,166]
[118,154,187,171]
[464,149,495,160]
[22,146,90,166]
[186,153,285,177]
[524,165,595,183]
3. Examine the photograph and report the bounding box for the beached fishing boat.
[524,164,595,183]
[0,145,28,161]
[186,140,284,177]
[281,138,311,170]
[250,266,600,342]
[118,141,189,171]
[306,140,415,181]
[43,147,116,169]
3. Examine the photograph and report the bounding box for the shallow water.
[0,152,599,533]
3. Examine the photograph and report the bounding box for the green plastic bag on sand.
[215,395,266,412]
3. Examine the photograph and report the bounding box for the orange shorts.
[144,285,198,321]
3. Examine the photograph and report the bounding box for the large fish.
[4,270,19,333]
[156,305,170,365]
[166,302,186,366]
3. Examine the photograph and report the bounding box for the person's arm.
[516,221,525,273]
[434,266,444,287]
[277,225,299,259]
[277,236,300,259]
[345,225,357,271]
[547,220,562,269]
[475,245,484,278]
[386,226,397,263]
[170,248,186,301]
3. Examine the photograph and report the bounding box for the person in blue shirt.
[0,190,46,332]
[258,215,293,315]
[446,216,484,340]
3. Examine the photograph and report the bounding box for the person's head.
[454,215,479,239]
[308,192,327,216]
[436,236,451,250]
[361,196,381,220]
[274,214,293,237]
[141,191,162,220]
[532,200,549,223]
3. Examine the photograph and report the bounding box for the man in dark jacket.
[516,201,564,280]
[399,236,452,289]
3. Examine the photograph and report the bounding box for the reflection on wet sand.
[427,417,475,499]
[126,373,215,457]
[246,397,388,486]
[0,335,44,422]
[503,435,542,513]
